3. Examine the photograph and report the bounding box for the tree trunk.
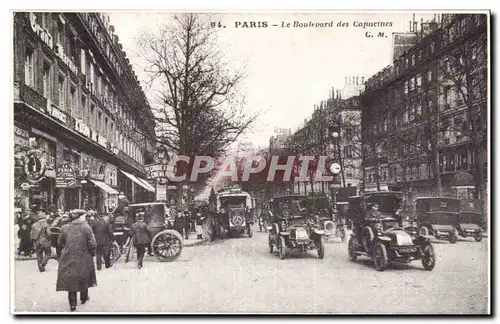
[474,144,487,225]
[429,136,443,195]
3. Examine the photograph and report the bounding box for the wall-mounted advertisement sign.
[56,163,76,188]
[24,150,46,183]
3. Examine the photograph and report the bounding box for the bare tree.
[438,15,487,204]
[138,13,258,203]
[344,109,386,192]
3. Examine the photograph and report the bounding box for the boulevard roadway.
[13,228,489,314]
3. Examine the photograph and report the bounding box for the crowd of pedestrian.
[14,200,212,312]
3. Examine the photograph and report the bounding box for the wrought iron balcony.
[16,82,47,113]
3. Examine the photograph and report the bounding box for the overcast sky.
[109,11,438,148]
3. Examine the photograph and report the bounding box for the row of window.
[23,41,145,166]
[367,14,486,93]
[365,149,476,184]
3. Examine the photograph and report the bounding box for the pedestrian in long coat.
[91,214,114,270]
[130,211,151,269]
[30,214,51,272]
[56,210,97,312]
[17,223,32,257]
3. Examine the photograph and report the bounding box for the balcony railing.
[17,82,47,112]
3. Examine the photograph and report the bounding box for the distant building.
[361,14,488,205]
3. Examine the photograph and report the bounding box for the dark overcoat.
[56,220,97,292]
[92,219,114,249]
[131,221,151,245]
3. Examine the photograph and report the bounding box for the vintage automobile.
[109,208,131,252]
[413,197,460,244]
[112,202,183,263]
[347,192,435,271]
[308,195,338,240]
[213,188,255,238]
[267,195,326,260]
[457,199,484,242]
[348,217,436,271]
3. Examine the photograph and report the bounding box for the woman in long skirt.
[56,209,97,312]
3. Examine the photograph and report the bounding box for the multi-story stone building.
[13,12,156,213]
[264,80,365,199]
[360,14,487,205]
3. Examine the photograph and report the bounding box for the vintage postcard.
[11,10,490,314]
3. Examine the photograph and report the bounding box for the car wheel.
[474,231,483,242]
[316,236,325,259]
[448,230,458,244]
[348,237,357,261]
[421,243,436,271]
[419,226,429,236]
[373,243,388,271]
[278,236,287,260]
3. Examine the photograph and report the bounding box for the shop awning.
[120,170,155,192]
[90,180,119,195]
[136,177,156,192]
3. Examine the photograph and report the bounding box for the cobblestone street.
[13,228,489,314]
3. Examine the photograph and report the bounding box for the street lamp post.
[328,119,342,213]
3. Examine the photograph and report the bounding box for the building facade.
[360,14,487,206]
[262,81,364,200]
[13,12,156,213]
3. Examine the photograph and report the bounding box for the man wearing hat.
[113,192,130,215]
[130,209,150,269]
[30,213,52,272]
[91,214,114,270]
[56,209,97,311]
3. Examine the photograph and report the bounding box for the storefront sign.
[31,127,57,143]
[56,43,78,75]
[15,136,29,147]
[29,13,53,50]
[15,126,29,138]
[98,135,107,148]
[75,119,90,137]
[15,126,30,147]
[24,150,46,182]
[156,183,167,201]
[56,163,76,188]
[146,163,176,180]
[91,129,98,142]
[104,164,117,187]
[48,105,67,124]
